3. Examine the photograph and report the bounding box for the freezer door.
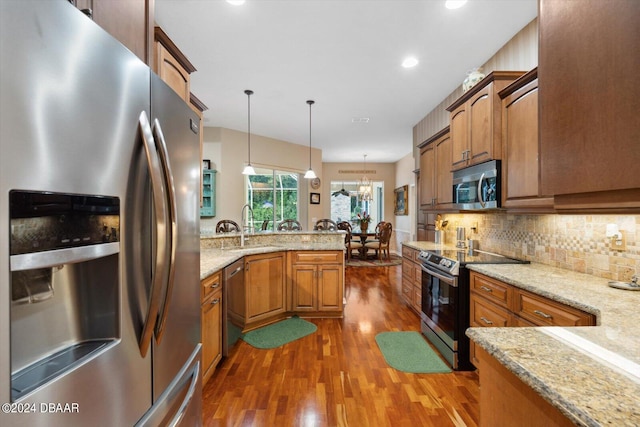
[1,1,151,426]
[150,74,202,403]
[135,345,203,427]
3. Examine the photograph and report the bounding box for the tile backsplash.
[440,213,639,282]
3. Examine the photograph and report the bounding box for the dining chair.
[337,221,363,260]
[366,221,387,244]
[215,219,240,233]
[277,219,302,231]
[313,219,337,231]
[364,222,392,260]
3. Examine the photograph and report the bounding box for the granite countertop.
[464,263,640,427]
[200,231,345,280]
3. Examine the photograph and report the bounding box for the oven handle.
[421,264,458,287]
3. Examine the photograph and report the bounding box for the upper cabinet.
[70,0,153,64]
[419,127,453,211]
[446,72,525,172]
[539,0,640,211]
[153,26,197,103]
[499,69,553,212]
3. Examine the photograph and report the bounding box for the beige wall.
[201,127,322,232]
[393,152,416,253]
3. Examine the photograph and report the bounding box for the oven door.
[420,265,459,367]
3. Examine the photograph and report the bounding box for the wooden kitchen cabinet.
[70,0,152,64]
[401,245,422,315]
[419,142,435,208]
[499,69,554,212]
[513,289,595,327]
[418,126,453,211]
[201,271,222,385]
[469,271,595,369]
[539,0,640,211]
[153,26,197,103]
[446,72,525,172]
[475,346,575,427]
[289,251,344,315]
[245,252,286,328]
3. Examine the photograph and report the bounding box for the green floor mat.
[242,316,317,349]
[375,331,452,373]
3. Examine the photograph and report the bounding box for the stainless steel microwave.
[452,160,501,210]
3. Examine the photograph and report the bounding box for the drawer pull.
[479,285,493,293]
[211,298,220,305]
[480,316,493,325]
[533,309,552,319]
[210,282,220,289]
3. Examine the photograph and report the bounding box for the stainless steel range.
[418,249,527,370]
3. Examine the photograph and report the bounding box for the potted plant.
[357,211,371,232]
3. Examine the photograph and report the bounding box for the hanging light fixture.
[358,154,372,201]
[242,89,256,175]
[304,100,317,179]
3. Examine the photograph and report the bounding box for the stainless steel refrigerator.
[1,1,202,426]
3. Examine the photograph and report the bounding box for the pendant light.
[303,100,317,179]
[242,89,256,175]
[358,154,372,201]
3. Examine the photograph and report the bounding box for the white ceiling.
[154,0,537,163]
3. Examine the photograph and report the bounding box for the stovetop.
[418,249,528,276]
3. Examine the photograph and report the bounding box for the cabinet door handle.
[480,316,493,325]
[210,282,220,289]
[211,298,220,305]
[533,309,552,319]
[479,286,493,293]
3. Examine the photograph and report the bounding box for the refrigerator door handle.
[167,359,200,427]
[138,111,170,357]
[152,118,178,344]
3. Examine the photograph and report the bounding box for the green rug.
[375,331,452,373]
[242,316,317,349]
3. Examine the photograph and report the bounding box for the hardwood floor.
[203,264,480,426]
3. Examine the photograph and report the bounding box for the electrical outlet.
[611,232,626,251]
[301,235,311,242]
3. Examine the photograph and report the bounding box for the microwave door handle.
[138,111,169,357]
[152,118,178,344]
[477,172,486,208]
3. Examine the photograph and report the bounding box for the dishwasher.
[223,258,245,356]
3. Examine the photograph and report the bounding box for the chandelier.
[357,154,372,201]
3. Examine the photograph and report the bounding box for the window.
[246,168,300,231]
[329,181,383,227]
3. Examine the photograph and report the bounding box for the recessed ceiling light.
[445,0,467,10]
[352,117,370,123]
[226,0,246,5]
[402,57,419,68]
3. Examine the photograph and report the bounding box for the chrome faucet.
[240,203,254,247]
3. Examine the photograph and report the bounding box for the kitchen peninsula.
[199,231,346,384]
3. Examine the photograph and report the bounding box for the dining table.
[351,228,377,259]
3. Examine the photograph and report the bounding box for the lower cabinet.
[201,270,222,386]
[469,271,596,370]
[401,245,422,314]
[290,251,344,315]
[245,252,286,328]
[475,345,575,427]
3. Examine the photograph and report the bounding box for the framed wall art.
[310,192,320,204]
[394,185,408,215]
